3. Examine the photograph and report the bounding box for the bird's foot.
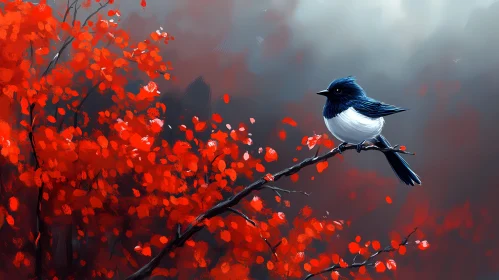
[337,142,348,154]
[356,141,366,153]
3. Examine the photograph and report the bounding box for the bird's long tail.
[374,135,421,186]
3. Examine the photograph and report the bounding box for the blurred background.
[62,0,499,278]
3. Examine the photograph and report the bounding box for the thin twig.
[261,185,311,196]
[206,153,224,183]
[62,0,78,23]
[125,143,415,280]
[314,146,321,157]
[82,0,110,27]
[303,228,419,280]
[226,207,256,226]
[72,81,102,128]
[72,1,80,27]
[262,235,279,261]
[41,0,110,77]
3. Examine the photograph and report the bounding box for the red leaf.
[386,259,397,270]
[398,245,407,255]
[418,240,430,250]
[278,130,287,140]
[348,242,360,254]
[57,108,66,115]
[264,173,274,182]
[264,147,278,162]
[255,163,265,172]
[218,160,226,172]
[89,196,103,208]
[223,94,230,104]
[225,169,237,181]
[267,261,274,270]
[306,134,322,150]
[250,196,263,211]
[47,116,56,123]
[282,117,297,127]
[141,246,152,256]
[375,261,386,273]
[195,122,207,132]
[9,197,19,212]
[316,161,328,173]
[301,206,312,217]
[97,135,109,149]
[144,81,157,93]
[385,196,393,204]
[221,262,230,273]
[6,215,14,226]
[372,240,381,251]
[331,254,340,264]
[220,230,231,242]
[212,113,223,123]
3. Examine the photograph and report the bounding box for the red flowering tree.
[0,1,429,279]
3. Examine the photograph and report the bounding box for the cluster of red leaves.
[205,209,345,279]
[0,1,427,279]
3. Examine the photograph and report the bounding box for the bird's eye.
[335,88,341,93]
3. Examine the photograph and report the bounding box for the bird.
[316,76,421,186]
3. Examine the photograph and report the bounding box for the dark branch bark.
[125,143,414,280]
[29,103,45,280]
[303,228,418,280]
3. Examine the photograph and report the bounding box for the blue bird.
[317,76,421,186]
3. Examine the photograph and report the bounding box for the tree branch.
[303,228,419,280]
[125,143,414,280]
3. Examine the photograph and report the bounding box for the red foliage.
[0,1,427,279]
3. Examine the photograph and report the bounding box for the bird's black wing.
[351,97,407,118]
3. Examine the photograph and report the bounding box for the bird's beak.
[316,90,329,96]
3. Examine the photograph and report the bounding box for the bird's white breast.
[324,107,384,144]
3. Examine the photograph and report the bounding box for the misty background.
[74,0,499,278]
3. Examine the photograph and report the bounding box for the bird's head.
[316,76,365,100]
